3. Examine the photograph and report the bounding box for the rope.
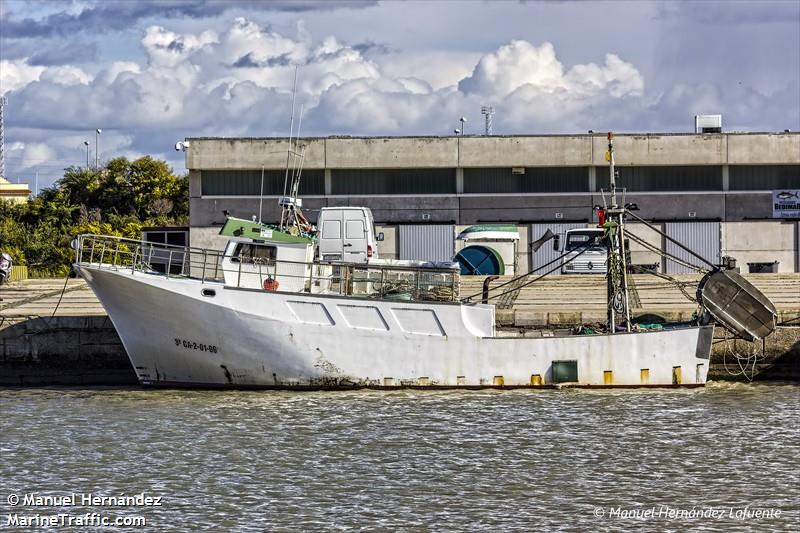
[48,273,71,321]
[721,336,763,382]
[628,265,699,304]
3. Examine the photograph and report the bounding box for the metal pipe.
[608,132,617,208]
[258,165,264,224]
[482,276,499,304]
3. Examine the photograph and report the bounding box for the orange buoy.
[263,277,279,291]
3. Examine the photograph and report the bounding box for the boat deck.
[3,274,798,326]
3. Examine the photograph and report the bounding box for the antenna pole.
[608,132,617,208]
[607,133,616,332]
[281,66,299,232]
[0,96,8,178]
[258,165,265,224]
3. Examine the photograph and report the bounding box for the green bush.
[0,156,188,277]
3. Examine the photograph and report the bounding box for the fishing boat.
[73,133,776,389]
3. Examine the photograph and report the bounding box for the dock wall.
[0,316,136,386]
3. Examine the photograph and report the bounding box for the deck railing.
[75,234,460,303]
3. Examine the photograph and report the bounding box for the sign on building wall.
[773,190,800,218]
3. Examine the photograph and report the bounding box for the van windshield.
[566,231,604,251]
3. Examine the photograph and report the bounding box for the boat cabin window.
[322,221,341,239]
[234,243,277,264]
[566,231,604,251]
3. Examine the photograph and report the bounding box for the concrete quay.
[0,279,136,386]
[1,275,798,385]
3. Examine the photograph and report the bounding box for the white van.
[316,207,383,263]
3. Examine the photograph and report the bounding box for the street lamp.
[83,141,90,168]
[95,128,102,170]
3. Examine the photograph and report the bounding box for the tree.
[0,155,188,276]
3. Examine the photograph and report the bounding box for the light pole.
[95,128,102,170]
[83,141,90,168]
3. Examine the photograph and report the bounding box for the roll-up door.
[665,222,720,274]
[399,225,455,262]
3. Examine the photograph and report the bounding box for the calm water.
[1,383,798,532]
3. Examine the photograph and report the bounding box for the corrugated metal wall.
[665,222,720,274]
[331,169,456,195]
[530,222,586,274]
[796,221,799,273]
[463,167,588,193]
[595,166,722,191]
[201,170,325,195]
[399,225,455,262]
[729,165,800,190]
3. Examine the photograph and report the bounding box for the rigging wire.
[625,211,718,269]
[628,265,700,304]
[626,231,707,273]
[461,241,596,304]
[460,240,595,302]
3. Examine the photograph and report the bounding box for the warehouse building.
[183,132,800,273]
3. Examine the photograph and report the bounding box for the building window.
[463,167,588,193]
[595,166,722,191]
[729,165,800,190]
[331,168,456,195]
[201,169,324,195]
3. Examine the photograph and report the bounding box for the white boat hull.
[78,265,713,389]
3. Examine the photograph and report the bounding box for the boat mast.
[605,132,632,333]
[280,67,299,232]
[607,133,617,332]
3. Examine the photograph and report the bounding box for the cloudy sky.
[1,0,798,189]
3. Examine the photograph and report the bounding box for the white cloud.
[377,52,481,91]
[141,26,218,68]
[460,41,644,100]
[97,62,142,84]
[0,60,46,94]
[7,142,59,170]
[3,14,795,189]
[40,66,92,86]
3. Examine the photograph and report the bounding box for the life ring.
[263,277,279,291]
